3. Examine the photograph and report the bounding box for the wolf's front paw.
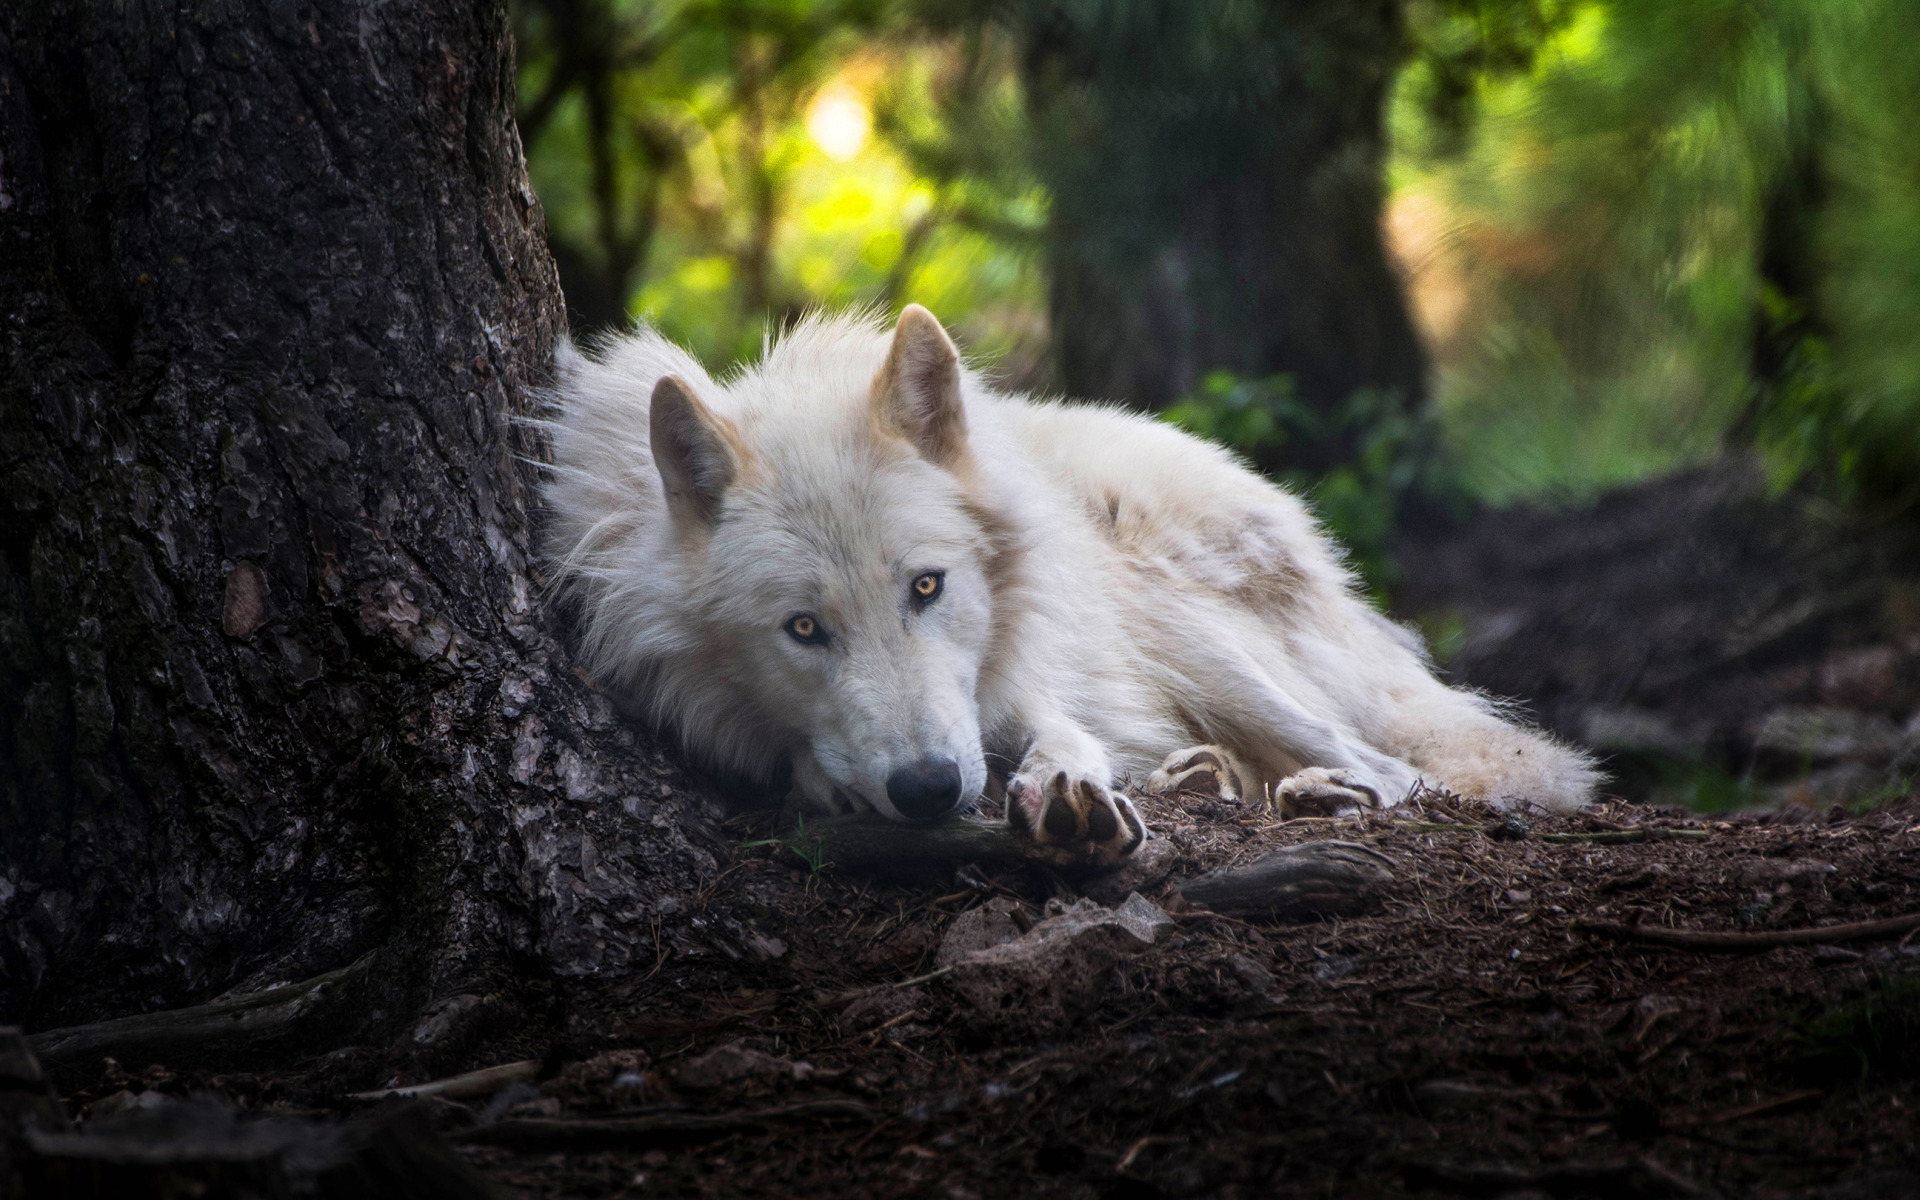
[1273,767,1385,817]
[1005,768,1145,861]
[1147,744,1262,803]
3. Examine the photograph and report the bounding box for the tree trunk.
[1018,1,1426,426]
[0,1,720,1058]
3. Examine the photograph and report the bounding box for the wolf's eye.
[909,571,944,610]
[785,614,828,646]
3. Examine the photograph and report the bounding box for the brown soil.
[52,793,1920,1199]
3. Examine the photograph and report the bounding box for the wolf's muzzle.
[885,757,962,821]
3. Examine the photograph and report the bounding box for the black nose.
[885,758,962,821]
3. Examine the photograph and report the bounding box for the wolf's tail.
[1389,684,1601,812]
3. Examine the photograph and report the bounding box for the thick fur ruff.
[544,308,1596,854]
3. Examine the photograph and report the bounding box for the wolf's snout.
[885,757,962,821]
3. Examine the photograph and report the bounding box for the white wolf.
[546,306,1596,860]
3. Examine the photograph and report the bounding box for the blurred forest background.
[509,0,1920,809]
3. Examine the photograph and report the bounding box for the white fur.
[544,309,1596,847]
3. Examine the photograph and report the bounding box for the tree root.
[451,1099,876,1150]
[27,952,375,1070]
[1576,911,1920,951]
[792,814,1394,919]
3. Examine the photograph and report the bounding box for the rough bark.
[0,1,720,1053]
[1017,1,1426,426]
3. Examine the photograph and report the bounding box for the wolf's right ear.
[873,304,968,468]
[650,375,739,526]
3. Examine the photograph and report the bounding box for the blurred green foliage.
[513,0,1920,516]
[1395,0,1920,509]
[512,0,1046,369]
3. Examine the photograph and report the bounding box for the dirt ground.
[50,792,1920,1199]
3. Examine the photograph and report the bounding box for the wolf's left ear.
[651,375,739,527]
[873,304,968,468]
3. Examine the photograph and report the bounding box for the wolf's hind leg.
[1146,745,1262,804]
[1272,766,1387,817]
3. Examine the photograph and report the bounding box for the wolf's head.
[549,307,1017,823]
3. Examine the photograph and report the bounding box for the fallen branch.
[27,952,375,1069]
[451,1099,876,1150]
[792,813,1105,872]
[1577,911,1920,951]
[793,814,1393,920]
[348,1058,539,1103]
[1173,842,1395,920]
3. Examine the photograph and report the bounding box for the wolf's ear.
[873,304,968,467]
[650,375,738,526]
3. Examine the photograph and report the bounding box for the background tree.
[992,0,1429,442]
[0,0,726,1053]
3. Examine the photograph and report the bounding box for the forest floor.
[46,791,1920,1199]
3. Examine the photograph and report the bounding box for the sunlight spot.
[806,82,870,161]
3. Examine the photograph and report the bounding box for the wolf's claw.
[1272,766,1381,817]
[1147,744,1261,803]
[1006,769,1144,861]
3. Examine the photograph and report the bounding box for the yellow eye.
[910,571,943,606]
[785,614,826,645]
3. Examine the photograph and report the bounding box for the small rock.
[1079,837,1179,904]
[937,898,1027,968]
[1225,953,1274,994]
[944,899,1159,1033]
[1113,892,1175,944]
[674,1041,813,1091]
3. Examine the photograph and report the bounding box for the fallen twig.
[451,1099,876,1150]
[1577,911,1920,951]
[348,1059,539,1103]
[1687,1089,1824,1126]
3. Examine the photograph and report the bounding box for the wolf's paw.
[1146,744,1262,804]
[1272,767,1384,817]
[1005,769,1145,862]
